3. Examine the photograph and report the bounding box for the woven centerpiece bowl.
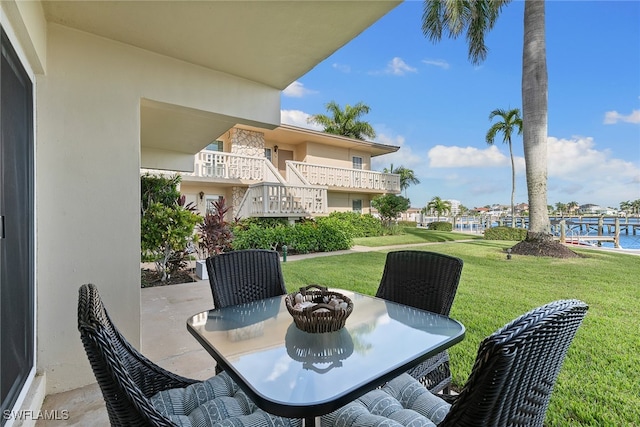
[285,285,353,333]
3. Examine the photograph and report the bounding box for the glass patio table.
[186,289,465,424]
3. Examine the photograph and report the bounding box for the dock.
[554,218,622,248]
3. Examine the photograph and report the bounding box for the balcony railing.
[288,161,401,192]
[236,183,328,218]
[184,151,281,182]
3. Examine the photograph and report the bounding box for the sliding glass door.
[0,28,35,423]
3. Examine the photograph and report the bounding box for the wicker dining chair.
[205,249,286,309]
[375,250,463,393]
[321,299,588,427]
[78,283,301,427]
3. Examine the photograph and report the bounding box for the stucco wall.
[36,24,281,394]
[304,142,371,170]
[327,193,372,213]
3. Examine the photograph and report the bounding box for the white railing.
[236,183,328,218]
[288,161,401,192]
[286,162,312,186]
[185,151,270,181]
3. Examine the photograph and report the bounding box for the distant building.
[579,204,616,215]
[398,207,422,222]
[514,203,529,214]
[445,199,461,216]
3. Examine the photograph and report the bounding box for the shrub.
[141,202,201,281]
[231,223,286,251]
[231,216,353,254]
[290,222,320,254]
[326,212,383,237]
[140,174,200,282]
[484,226,527,241]
[316,217,353,251]
[427,221,453,231]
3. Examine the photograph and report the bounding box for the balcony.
[288,161,400,193]
[183,151,281,183]
[236,183,328,219]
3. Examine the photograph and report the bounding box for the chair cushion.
[151,371,302,427]
[320,374,449,427]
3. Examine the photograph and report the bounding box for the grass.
[353,227,483,247]
[280,239,640,426]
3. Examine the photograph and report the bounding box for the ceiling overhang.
[40,0,401,164]
[41,0,401,90]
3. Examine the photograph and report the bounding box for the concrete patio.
[36,279,216,426]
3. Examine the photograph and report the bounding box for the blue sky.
[280,0,640,210]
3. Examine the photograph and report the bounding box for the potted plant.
[195,197,233,279]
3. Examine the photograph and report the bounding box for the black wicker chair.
[206,249,286,374]
[375,250,463,393]
[205,249,286,309]
[321,299,588,427]
[78,283,301,427]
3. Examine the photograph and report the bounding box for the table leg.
[304,416,316,427]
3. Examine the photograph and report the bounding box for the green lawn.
[353,227,482,247]
[280,240,640,426]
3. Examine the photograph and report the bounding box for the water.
[548,217,639,250]
[453,216,640,250]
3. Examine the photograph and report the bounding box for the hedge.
[484,226,528,241]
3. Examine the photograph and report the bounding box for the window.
[264,148,272,162]
[352,156,363,170]
[206,141,223,152]
[205,195,224,215]
[352,200,362,213]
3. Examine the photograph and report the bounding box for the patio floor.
[36,279,216,426]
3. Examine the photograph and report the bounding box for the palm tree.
[567,201,579,216]
[383,164,420,196]
[422,0,552,241]
[307,101,376,140]
[486,107,522,227]
[425,196,451,221]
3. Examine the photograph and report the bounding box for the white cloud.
[332,63,351,73]
[280,109,323,130]
[371,57,417,76]
[545,136,640,203]
[547,136,639,184]
[427,145,512,168]
[603,109,640,124]
[371,133,422,170]
[282,81,317,98]
[421,59,450,70]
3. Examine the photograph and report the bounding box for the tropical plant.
[567,201,579,215]
[555,202,567,216]
[425,196,451,221]
[422,0,552,244]
[140,174,201,281]
[371,194,410,227]
[486,107,522,226]
[307,101,376,140]
[383,164,420,196]
[197,197,233,258]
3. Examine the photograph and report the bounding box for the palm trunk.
[522,0,551,239]
[508,139,515,227]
